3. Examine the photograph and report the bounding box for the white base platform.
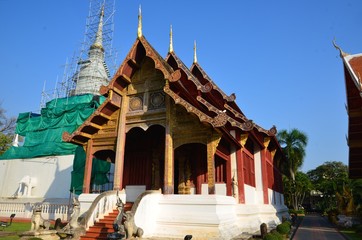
[133,192,288,240]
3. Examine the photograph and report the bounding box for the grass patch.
[0,236,20,240]
[0,222,31,240]
[3,222,31,232]
[340,229,362,240]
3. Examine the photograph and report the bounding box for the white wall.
[0,155,74,200]
[267,189,285,206]
[134,193,288,239]
[244,184,256,204]
[254,148,265,205]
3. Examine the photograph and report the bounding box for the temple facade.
[61,13,288,237]
[64,15,285,203]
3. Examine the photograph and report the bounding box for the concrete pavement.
[293,214,345,240]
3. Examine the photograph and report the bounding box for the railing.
[0,202,70,221]
[81,190,125,230]
[0,202,27,216]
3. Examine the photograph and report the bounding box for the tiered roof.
[64,10,281,155]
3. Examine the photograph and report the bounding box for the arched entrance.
[92,150,115,192]
[123,125,165,190]
[174,143,207,194]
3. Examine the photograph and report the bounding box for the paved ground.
[293,214,345,240]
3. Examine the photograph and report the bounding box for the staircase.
[80,203,133,240]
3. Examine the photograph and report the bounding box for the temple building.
[335,42,362,179]
[62,8,287,238]
[0,3,288,239]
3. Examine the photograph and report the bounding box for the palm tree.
[277,128,308,182]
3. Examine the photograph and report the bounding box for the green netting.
[0,94,105,160]
[71,146,110,195]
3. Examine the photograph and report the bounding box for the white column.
[254,146,264,204]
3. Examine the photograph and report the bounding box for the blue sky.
[1,0,361,172]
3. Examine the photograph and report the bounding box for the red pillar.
[83,139,93,193]
[261,149,269,204]
[236,148,245,203]
[236,132,245,203]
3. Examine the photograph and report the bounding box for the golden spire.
[193,40,198,63]
[169,25,174,53]
[91,4,104,51]
[137,5,143,38]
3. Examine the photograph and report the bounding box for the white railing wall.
[0,202,70,221]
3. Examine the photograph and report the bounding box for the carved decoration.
[241,120,254,131]
[62,132,72,142]
[149,91,165,110]
[129,96,143,111]
[60,196,81,235]
[264,137,271,148]
[212,112,228,127]
[30,205,50,231]
[164,85,216,126]
[225,103,275,135]
[170,69,181,82]
[268,125,277,135]
[200,82,213,93]
[239,133,249,147]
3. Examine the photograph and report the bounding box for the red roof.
[342,53,362,178]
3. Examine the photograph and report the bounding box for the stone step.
[80,236,108,240]
[81,203,133,239]
[88,225,115,233]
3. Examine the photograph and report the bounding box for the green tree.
[0,102,16,155]
[307,161,349,213]
[277,128,308,181]
[283,171,313,210]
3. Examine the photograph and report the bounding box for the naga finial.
[333,38,348,58]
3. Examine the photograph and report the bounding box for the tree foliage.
[306,161,361,215]
[0,102,16,155]
[307,161,348,194]
[283,171,312,210]
[277,128,308,181]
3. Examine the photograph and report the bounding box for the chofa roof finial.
[137,5,142,38]
[169,25,174,53]
[193,40,198,63]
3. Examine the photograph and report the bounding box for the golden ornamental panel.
[129,95,143,111]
